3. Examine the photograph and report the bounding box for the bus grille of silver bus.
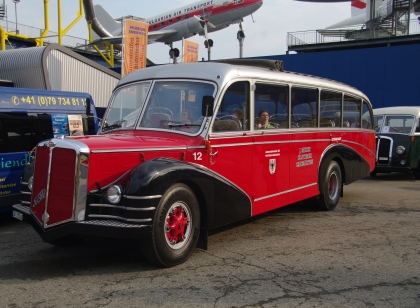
[377,138,391,165]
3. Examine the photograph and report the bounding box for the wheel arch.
[318,144,369,190]
[125,158,214,229]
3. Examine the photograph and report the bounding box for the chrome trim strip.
[212,142,253,148]
[21,201,31,205]
[89,204,156,211]
[187,146,205,150]
[88,214,152,223]
[91,146,187,154]
[21,181,28,185]
[21,191,32,195]
[254,183,317,202]
[89,169,132,193]
[211,139,331,148]
[77,220,147,228]
[123,195,162,200]
[342,139,377,158]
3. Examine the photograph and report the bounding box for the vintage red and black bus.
[13,60,376,267]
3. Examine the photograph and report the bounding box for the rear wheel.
[414,169,420,180]
[141,183,200,267]
[315,160,342,211]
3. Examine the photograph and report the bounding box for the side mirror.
[202,96,214,117]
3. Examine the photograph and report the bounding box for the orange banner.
[183,40,199,63]
[122,19,148,76]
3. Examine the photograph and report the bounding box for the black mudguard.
[319,144,371,189]
[126,158,251,230]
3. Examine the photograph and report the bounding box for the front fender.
[126,158,251,229]
[126,158,214,228]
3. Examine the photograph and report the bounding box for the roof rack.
[213,59,283,71]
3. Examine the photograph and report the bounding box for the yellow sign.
[122,19,149,76]
[183,40,199,63]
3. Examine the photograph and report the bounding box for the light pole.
[12,0,20,34]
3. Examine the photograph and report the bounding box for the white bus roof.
[373,106,420,117]
[117,60,370,103]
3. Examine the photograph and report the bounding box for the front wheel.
[141,183,200,267]
[315,160,342,211]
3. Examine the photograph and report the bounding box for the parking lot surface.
[0,172,419,308]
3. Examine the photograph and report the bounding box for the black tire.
[315,160,342,211]
[141,183,200,267]
[414,169,420,180]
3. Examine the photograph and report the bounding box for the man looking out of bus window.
[256,110,275,129]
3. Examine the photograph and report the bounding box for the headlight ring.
[396,145,405,154]
[107,185,122,204]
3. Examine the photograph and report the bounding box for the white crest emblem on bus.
[269,159,276,174]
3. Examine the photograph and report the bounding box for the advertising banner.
[0,152,32,198]
[51,114,70,138]
[183,39,199,63]
[122,19,148,76]
[68,114,84,136]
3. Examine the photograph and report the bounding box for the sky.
[1,0,351,64]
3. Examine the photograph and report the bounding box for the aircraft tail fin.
[326,0,367,29]
[93,4,121,36]
[351,0,366,18]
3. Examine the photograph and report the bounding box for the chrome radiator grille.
[31,145,77,227]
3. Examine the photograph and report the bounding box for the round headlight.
[396,145,405,154]
[107,185,122,204]
[400,160,406,165]
[27,176,34,191]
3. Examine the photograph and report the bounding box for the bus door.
[252,83,290,216]
[288,87,320,204]
[208,81,253,227]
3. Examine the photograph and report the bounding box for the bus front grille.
[31,146,77,227]
[377,138,391,165]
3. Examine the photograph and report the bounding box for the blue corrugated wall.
[257,43,420,109]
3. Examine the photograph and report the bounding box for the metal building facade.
[257,43,420,109]
[0,44,120,108]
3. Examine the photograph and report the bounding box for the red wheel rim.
[164,201,192,250]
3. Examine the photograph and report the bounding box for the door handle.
[210,150,218,163]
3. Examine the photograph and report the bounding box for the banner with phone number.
[0,88,90,113]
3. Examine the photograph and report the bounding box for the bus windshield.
[139,81,215,134]
[375,115,415,134]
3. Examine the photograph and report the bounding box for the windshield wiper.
[103,120,126,131]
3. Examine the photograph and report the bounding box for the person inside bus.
[231,108,243,129]
[256,109,275,129]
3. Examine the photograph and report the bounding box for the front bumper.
[373,165,412,173]
[12,204,152,242]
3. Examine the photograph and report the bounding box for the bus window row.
[212,81,373,132]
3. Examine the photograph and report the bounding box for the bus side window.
[0,121,3,146]
[343,95,361,128]
[320,90,342,127]
[213,81,250,132]
[254,83,289,129]
[362,101,373,129]
[291,87,318,128]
